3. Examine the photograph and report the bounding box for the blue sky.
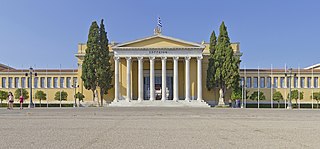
[0,0,319,69]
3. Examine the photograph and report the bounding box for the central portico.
[111,34,205,104]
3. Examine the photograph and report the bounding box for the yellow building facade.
[1,31,319,106]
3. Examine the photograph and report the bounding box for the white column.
[185,57,191,101]
[113,57,120,102]
[161,57,167,101]
[138,57,144,102]
[149,57,155,101]
[126,57,131,102]
[197,56,203,101]
[173,57,179,101]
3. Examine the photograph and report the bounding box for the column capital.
[125,57,131,61]
[197,56,203,60]
[137,57,144,61]
[161,57,167,60]
[173,57,179,60]
[185,56,191,61]
[114,56,120,61]
[149,56,155,61]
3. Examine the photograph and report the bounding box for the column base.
[197,99,203,102]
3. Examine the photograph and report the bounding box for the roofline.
[113,34,205,48]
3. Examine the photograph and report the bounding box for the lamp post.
[25,67,37,108]
[241,79,244,108]
[72,83,79,107]
[285,68,296,109]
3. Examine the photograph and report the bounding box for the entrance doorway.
[144,76,173,100]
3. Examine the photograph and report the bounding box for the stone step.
[108,100,210,107]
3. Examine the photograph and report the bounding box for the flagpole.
[271,64,273,109]
[46,65,48,108]
[298,65,301,109]
[34,64,36,108]
[258,66,260,109]
[7,64,10,93]
[244,65,247,108]
[312,66,314,109]
[284,64,287,109]
[21,64,23,98]
[59,64,62,108]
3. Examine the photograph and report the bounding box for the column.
[197,56,203,101]
[173,57,179,101]
[113,57,120,102]
[185,57,191,101]
[149,57,155,101]
[161,57,167,101]
[126,57,131,102]
[138,57,144,102]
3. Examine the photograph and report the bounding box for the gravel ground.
[0,107,319,149]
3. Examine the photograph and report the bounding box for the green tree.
[273,91,283,108]
[96,19,113,106]
[207,22,240,105]
[311,92,320,108]
[14,89,29,100]
[250,91,266,101]
[231,86,241,101]
[82,21,99,102]
[288,90,303,107]
[206,30,217,90]
[75,92,85,102]
[0,90,8,104]
[54,91,68,101]
[35,90,46,107]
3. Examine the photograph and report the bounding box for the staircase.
[108,100,210,107]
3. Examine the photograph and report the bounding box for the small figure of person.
[19,96,24,109]
[8,92,14,110]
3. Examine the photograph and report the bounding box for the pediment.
[113,34,204,49]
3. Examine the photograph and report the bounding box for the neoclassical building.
[76,31,241,106]
[1,30,319,106]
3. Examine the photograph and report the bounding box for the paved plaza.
[0,107,319,149]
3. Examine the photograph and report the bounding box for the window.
[253,77,258,88]
[286,77,290,88]
[47,77,52,88]
[14,77,19,88]
[40,77,45,88]
[240,77,244,87]
[53,77,58,88]
[8,77,12,88]
[273,77,278,88]
[294,77,298,88]
[21,77,26,88]
[314,77,318,88]
[34,77,38,88]
[60,77,64,88]
[307,77,311,88]
[260,77,265,88]
[246,77,251,88]
[66,77,71,88]
[267,77,271,88]
[1,77,6,88]
[280,77,285,88]
[27,77,31,88]
[300,77,305,88]
[73,77,78,86]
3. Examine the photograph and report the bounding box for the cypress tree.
[206,31,217,90]
[210,21,240,105]
[97,19,113,106]
[82,21,99,101]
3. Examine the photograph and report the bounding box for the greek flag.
[158,17,162,27]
